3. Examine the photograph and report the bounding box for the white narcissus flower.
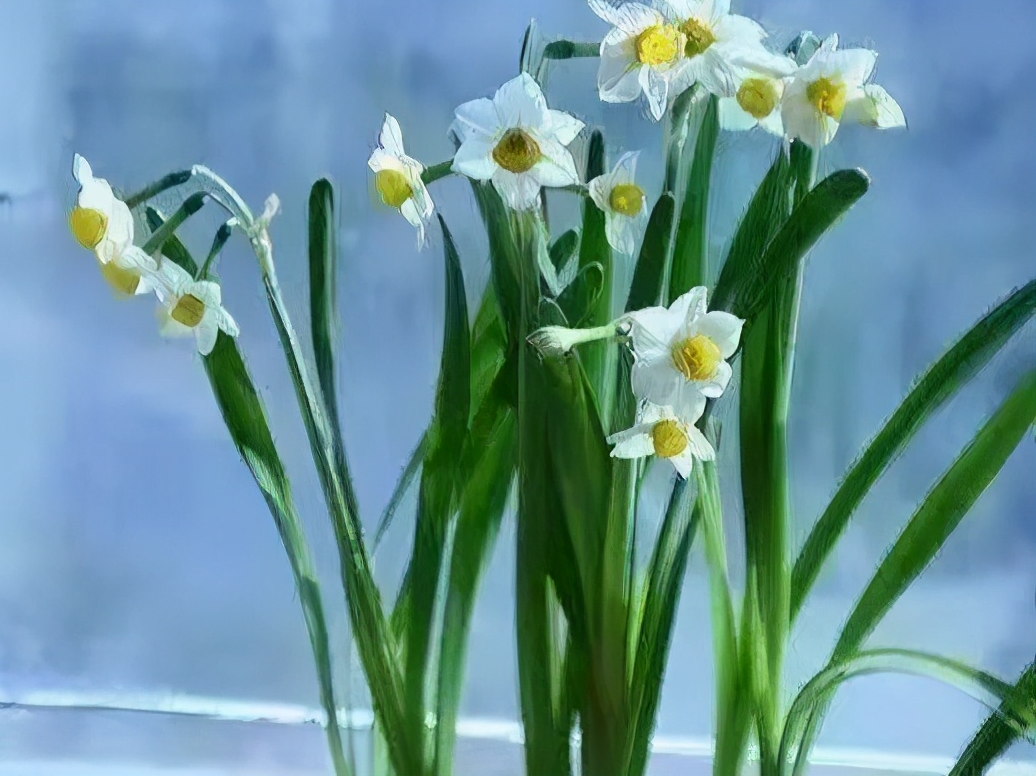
[587,151,648,255]
[781,34,906,148]
[607,402,715,478]
[367,113,434,246]
[661,0,777,102]
[154,261,239,356]
[450,73,585,210]
[628,286,744,422]
[589,0,688,121]
[717,51,798,136]
[69,153,161,297]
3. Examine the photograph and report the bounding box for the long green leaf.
[399,215,472,761]
[205,337,351,776]
[144,206,199,276]
[950,661,1036,775]
[711,168,870,320]
[577,130,613,403]
[791,280,1036,618]
[668,95,718,303]
[625,193,677,314]
[780,648,1032,770]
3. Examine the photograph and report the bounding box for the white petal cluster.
[367,114,435,246]
[587,151,648,255]
[607,401,715,478]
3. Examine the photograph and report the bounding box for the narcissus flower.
[450,73,585,210]
[589,0,688,120]
[607,402,715,478]
[69,154,161,297]
[717,51,798,136]
[154,261,239,356]
[628,286,743,422]
[781,34,906,148]
[367,113,434,246]
[661,0,778,102]
[587,151,648,255]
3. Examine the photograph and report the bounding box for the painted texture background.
[0,0,1033,771]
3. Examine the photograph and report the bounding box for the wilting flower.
[367,113,434,246]
[69,154,161,296]
[781,34,906,148]
[627,286,744,422]
[589,0,688,120]
[661,0,778,102]
[154,261,239,356]
[450,73,584,210]
[717,51,798,136]
[587,151,648,254]
[608,402,715,478]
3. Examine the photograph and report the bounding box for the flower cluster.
[367,0,904,253]
[68,154,239,355]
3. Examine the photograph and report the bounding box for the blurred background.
[0,0,1033,773]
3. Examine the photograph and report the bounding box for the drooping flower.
[367,113,434,246]
[154,261,239,356]
[717,50,798,136]
[589,0,688,120]
[627,286,744,422]
[587,151,648,254]
[69,154,161,297]
[660,0,779,102]
[450,73,585,210]
[781,34,906,148]
[607,402,715,478]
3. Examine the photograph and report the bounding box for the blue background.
[0,0,1033,771]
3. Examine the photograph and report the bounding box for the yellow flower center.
[737,77,781,119]
[671,334,722,381]
[806,76,847,119]
[375,169,414,209]
[492,128,541,174]
[651,419,689,459]
[609,183,645,217]
[635,24,682,66]
[99,261,141,296]
[69,206,108,250]
[171,293,206,328]
[680,18,716,58]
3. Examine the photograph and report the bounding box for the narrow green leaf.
[625,193,677,313]
[373,431,428,551]
[950,661,1036,775]
[204,334,352,776]
[791,280,1036,618]
[542,40,600,59]
[557,262,605,327]
[711,168,870,319]
[549,228,580,274]
[781,648,1031,770]
[141,192,207,256]
[577,129,613,397]
[145,206,198,276]
[668,95,718,303]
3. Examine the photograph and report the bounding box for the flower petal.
[718,96,759,132]
[531,139,580,187]
[631,360,679,406]
[669,448,694,479]
[588,173,611,213]
[671,286,708,325]
[72,153,94,184]
[713,13,764,46]
[453,97,500,139]
[547,109,585,145]
[831,47,877,87]
[685,423,716,460]
[697,359,732,398]
[590,0,662,33]
[757,107,785,136]
[692,310,744,357]
[669,381,708,423]
[599,55,644,104]
[609,430,657,459]
[379,113,406,157]
[629,304,682,355]
[641,66,670,120]
[494,72,549,130]
[195,316,219,356]
[217,307,240,338]
[636,402,671,425]
[190,279,223,308]
[844,83,906,129]
[605,212,637,254]
[491,169,542,210]
[452,137,498,180]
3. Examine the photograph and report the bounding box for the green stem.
[421,160,454,186]
[199,221,234,279]
[542,40,600,59]
[124,169,194,209]
[140,192,207,256]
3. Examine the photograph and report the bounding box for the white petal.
[588,174,611,213]
[729,47,798,78]
[453,97,500,139]
[547,109,585,145]
[669,381,708,423]
[718,96,759,132]
[713,13,764,46]
[631,360,680,406]
[844,84,906,129]
[757,107,785,136]
[781,85,839,148]
[531,139,580,187]
[408,177,435,220]
[452,137,498,180]
[76,175,116,216]
[491,169,542,210]
[600,58,644,104]
[190,279,223,308]
[154,259,192,301]
[692,310,743,357]
[72,153,94,184]
[704,0,730,22]
[217,307,240,338]
[379,113,406,157]
[831,48,877,87]
[114,244,157,273]
[494,72,549,130]
[590,0,662,33]
[693,49,741,97]
[605,211,637,255]
[157,305,191,339]
[697,359,732,398]
[629,305,682,355]
[669,449,694,478]
[671,286,708,325]
[195,316,219,356]
[400,198,428,247]
[641,67,670,120]
[636,402,672,424]
[685,423,716,460]
[819,34,839,55]
[609,430,656,459]
[367,148,404,174]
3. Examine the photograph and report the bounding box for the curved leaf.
[950,661,1036,775]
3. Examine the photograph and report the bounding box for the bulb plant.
[67,1,1035,775]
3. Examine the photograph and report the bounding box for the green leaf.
[950,661,1036,775]
[145,206,198,276]
[542,40,600,59]
[791,280,1036,618]
[203,334,352,776]
[399,215,472,756]
[549,228,580,275]
[711,168,870,320]
[577,129,613,397]
[780,648,1032,772]
[556,262,605,327]
[668,95,718,303]
[141,192,207,256]
[625,193,677,314]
